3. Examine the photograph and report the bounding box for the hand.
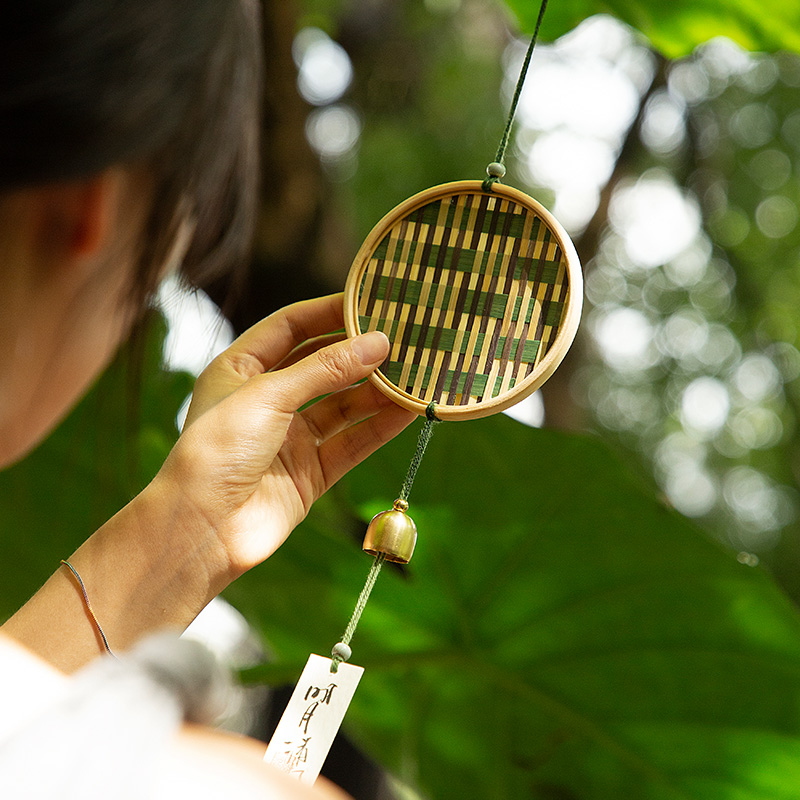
[3,293,414,672]
[157,293,414,586]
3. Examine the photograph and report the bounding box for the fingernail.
[352,331,389,365]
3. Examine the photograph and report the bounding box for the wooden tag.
[264,654,364,784]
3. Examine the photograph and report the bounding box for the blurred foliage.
[5,1,800,800]
[505,0,800,59]
[573,39,800,595]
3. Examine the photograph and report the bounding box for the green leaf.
[230,417,800,799]
[502,0,800,59]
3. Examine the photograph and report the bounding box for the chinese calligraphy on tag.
[264,654,364,785]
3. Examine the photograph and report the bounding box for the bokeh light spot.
[305,105,361,161]
[729,103,777,149]
[641,91,686,154]
[610,174,701,268]
[733,354,781,402]
[747,149,792,191]
[593,307,655,370]
[755,195,798,239]
[680,377,730,436]
[294,27,353,106]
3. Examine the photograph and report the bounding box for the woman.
[0,0,412,794]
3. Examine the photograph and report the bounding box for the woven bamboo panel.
[345,181,582,420]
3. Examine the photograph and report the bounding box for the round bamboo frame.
[344,181,582,421]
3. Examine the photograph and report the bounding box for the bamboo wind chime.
[265,0,583,783]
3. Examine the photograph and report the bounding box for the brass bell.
[362,498,417,564]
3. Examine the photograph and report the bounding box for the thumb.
[255,330,389,414]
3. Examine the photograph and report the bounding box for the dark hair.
[0,0,262,307]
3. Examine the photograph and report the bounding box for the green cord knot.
[425,401,441,422]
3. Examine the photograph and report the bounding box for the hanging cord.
[330,553,385,673]
[482,0,549,193]
[399,402,442,503]
[330,403,442,672]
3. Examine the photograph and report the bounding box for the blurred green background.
[5,0,800,798]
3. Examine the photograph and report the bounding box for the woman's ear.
[34,170,124,266]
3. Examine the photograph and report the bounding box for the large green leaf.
[231,417,800,799]
[503,0,800,59]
